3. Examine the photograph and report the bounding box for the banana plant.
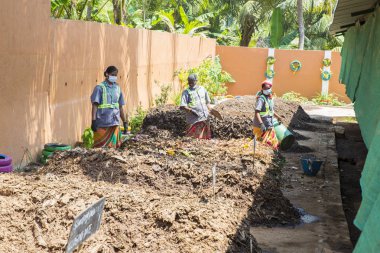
[154,10,175,32]
[270,7,284,48]
[154,6,209,36]
[178,6,209,35]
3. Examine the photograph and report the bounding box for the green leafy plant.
[155,84,172,106]
[82,127,94,148]
[129,106,147,134]
[176,56,235,100]
[173,91,182,106]
[281,92,308,103]
[154,5,209,35]
[312,93,346,106]
[269,7,284,48]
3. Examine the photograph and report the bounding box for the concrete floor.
[303,105,355,121]
[251,106,354,253]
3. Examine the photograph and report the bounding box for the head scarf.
[258,80,273,98]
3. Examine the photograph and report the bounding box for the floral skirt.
[253,127,279,150]
[186,121,211,140]
[93,126,122,148]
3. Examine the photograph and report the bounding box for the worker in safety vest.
[253,81,281,149]
[90,66,128,148]
[180,74,213,139]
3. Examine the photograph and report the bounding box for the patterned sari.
[93,126,122,148]
[186,121,211,139]
[253,127,279,150]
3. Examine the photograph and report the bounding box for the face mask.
[263,88,272,95]
[108,76,117,83]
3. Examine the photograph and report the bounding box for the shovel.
[209,107,223,120]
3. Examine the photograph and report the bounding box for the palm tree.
[50,0,341,50]
[239,1,260,47]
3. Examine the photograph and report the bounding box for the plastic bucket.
[300,155,323,176]
[273,119,295,150]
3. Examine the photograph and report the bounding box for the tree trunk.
[297,0,305,50]
[86,4,92,20]
[121,0,127,24]
[112,0,122,25]
[239,24,255,47]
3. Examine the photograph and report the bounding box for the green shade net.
[339,7,380,253]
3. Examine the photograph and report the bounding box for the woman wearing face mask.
[253,81,281,149]
[90,66,128,148]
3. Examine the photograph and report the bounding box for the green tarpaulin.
[340,7,380,253]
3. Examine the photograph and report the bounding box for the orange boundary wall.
[0,0,215,164]
[0,1,350,165]
[216,46,349,102]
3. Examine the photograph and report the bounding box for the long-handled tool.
[212,163,217,200]
[252,136,257,173]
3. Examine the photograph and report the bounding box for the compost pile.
[0,95,307,252]
[0,135,300,253]
[142,96,311,139]
[142,105,187,137]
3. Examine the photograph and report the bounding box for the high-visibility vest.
[186,86,202,107]
[98,82,121,109]
[258,94,274,117]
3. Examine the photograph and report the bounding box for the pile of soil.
[0,95,309,252]
[142,105,187,137]
[142,96,311,139]
[0,136,299,252]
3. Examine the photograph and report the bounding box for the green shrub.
[82,127,94,148]
[311,93,346,106]
[281,91,309,103]
[129,106,147,134]
[155,84,172,106]
[173,91,182,106]
[176,56,235,100]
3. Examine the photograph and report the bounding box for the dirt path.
[251,113,352,253]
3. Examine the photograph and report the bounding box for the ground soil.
[335,122,367,246]
[0,96,308,253]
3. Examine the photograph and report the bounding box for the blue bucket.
[300,155,323,176]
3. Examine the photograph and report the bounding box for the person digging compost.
[90,66,128,148]
[180,74,217,139]
[253,80,282,149]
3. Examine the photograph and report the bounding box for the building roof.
[330,0,379,35]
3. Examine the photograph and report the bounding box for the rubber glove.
[123,122,128,134]
[91,120,97,132]
[260,123,267,132]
